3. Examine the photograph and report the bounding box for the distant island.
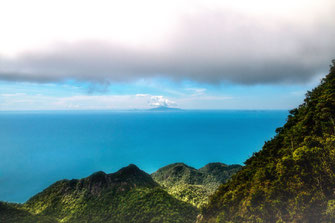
[148,106,183,111]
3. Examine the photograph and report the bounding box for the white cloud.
[149,96,177,107]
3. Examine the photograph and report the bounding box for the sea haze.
[0,110,288,202]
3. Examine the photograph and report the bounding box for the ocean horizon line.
[0,108,290,113]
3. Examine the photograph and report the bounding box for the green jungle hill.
[200,61,335,223]
[0,163,239,223]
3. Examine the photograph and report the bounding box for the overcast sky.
[0,0,334,110]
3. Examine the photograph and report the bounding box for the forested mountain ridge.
[151,163,241,207]
[201,61,335,222]
[1,164,198,223]
[0,161,241,222]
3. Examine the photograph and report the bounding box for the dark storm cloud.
[0,9,334,85]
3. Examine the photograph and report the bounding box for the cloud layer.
[149,96,176,107]
[0,0,334,85]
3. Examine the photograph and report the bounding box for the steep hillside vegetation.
[152,163,241,207]
[0,202,57,223]
[2,164,198,223]
[201,61,335,222]
[1,161,243,222]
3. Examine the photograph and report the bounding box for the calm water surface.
[0,110,288,202]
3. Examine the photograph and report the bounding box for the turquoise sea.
[0,110,288,202]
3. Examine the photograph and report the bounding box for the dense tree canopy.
[201,61,335,223]
[1,165,198,223]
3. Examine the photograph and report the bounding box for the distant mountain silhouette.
[149,106,182,111]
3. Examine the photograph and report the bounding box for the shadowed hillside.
[0,202,57,223]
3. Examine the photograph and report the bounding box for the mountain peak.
[151,162,241,186]
[151,163,203,186]
[27,164,158,205]
[23,164,198,223]
[199,162,227,171]
[85,171,108,187]
[117,164,141,174]
[110,164,157,187]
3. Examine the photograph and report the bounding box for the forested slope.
[152,163,241,207]
[201,61,335,222]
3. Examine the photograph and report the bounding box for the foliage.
[201,61,335,222]
[152,163,241,207]
[2,164,198,223]
[0,202,57,223]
